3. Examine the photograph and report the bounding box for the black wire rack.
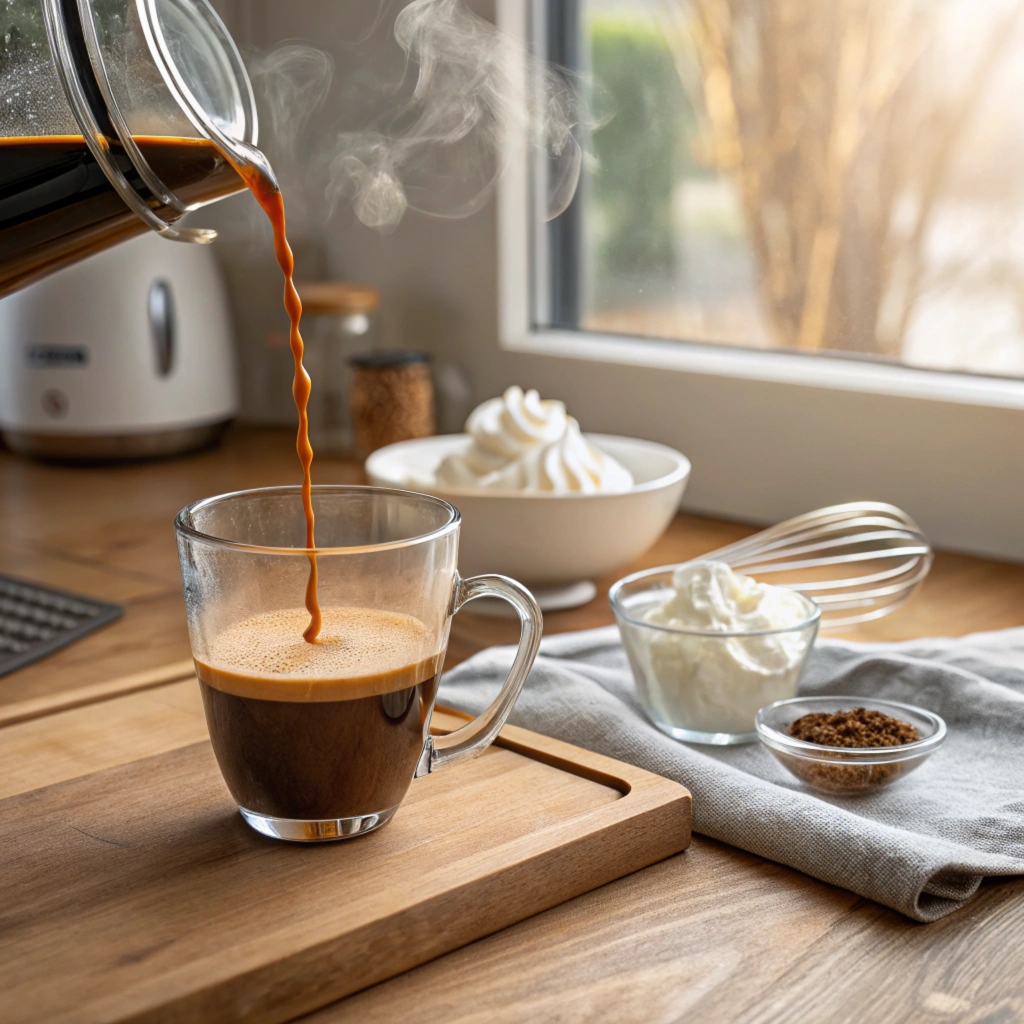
[0,574,123,678]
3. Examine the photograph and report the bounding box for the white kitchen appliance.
[0,232,239,460]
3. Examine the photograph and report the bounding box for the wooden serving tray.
[0,678,691,1024]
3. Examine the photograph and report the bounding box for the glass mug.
[174,485,542,842]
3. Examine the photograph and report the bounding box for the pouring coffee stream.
[1,0,321,643]
[231,154,322,644]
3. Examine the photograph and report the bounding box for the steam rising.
[251,44,334,162]
[249,0,593,232]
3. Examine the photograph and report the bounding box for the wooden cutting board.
[0,679,691,1024]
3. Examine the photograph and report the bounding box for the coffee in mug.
[176,486,542,841]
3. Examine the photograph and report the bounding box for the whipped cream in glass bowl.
[430,386,633,494]
[610,562,820,744]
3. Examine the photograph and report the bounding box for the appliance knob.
[148,279,176,377]
[41,388,69,418]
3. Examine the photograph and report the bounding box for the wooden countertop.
[2,427,1022,1021]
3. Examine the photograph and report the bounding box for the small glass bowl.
[609,566,821,745]
[756,696,947,795]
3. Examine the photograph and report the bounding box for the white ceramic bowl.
[366,434,690,605]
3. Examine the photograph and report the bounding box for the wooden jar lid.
[298,282,381,316]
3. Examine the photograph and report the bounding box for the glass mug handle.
[415,574,543,777]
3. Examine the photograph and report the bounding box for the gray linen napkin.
[439,625,1024,922]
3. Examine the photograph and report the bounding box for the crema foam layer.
[195,606,442,702]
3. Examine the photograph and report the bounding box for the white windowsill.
[504,328,1024,411]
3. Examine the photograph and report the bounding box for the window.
[530,0,1024,385]
[495,0,1024,560]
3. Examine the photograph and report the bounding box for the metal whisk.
[700,502,933,629]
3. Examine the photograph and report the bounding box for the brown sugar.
[789,707,919,748]
[349,351,435,456]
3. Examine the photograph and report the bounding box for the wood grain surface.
[302,844,1024,1024]
[0,700,689,1024]
[2,427,1023,1023]
[0,659,195,728]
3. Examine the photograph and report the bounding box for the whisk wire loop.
[696,502,933,629]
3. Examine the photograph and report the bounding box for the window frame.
[498,0,1024,413]
[492,0,1024,562]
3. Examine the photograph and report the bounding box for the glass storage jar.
[298,282,381,456]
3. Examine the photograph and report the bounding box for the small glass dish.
[756,696,947,795]
[609,566,821,745]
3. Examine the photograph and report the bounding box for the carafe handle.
[415,574,542,777]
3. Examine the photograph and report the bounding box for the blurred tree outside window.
[557,0,1024,378]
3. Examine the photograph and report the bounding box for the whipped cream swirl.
[434,386,633,493]
[633,562,815,735]
[644,562,810,635]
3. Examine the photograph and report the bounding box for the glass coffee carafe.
[0,0,266,297]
